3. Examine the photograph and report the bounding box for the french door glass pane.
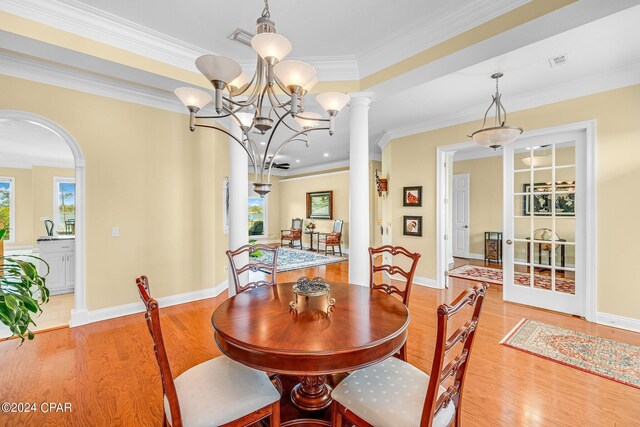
[514,263,532,287]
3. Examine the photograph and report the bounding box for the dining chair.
[135,277,281,427]
[318,219,344,256]
[280,218,303,249]
[368,245,421,361]
[331,283,488,427]
[226,244,278,294]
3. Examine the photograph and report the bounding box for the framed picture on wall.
[403,215,422,236]
[403,186,422,206]
[522,182,575,216]
[306,191,333,219]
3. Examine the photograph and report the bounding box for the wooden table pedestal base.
[290,375,333,412]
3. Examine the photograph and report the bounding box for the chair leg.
[339,244,342,257]
[331,401,343,427]
[270,401,280,427]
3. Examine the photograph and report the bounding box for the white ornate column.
[228,118,248,297]
[348,95,372,286]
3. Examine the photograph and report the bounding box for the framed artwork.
[403,215,422,236]
[403,186,422,207]
[522,182,575,216]
[306,191,333,219]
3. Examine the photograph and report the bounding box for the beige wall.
[278,171,350,249]
[385,84,640,320]
[453,157,503,256]
[1,74,229,310]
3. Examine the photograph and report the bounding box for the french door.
[503,130,586,316]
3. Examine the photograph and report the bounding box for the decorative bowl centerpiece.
[290,276,335,312]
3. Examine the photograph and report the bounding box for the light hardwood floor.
[0,260,638,426]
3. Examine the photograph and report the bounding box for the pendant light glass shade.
[471,126,523,149]
[251,33,292,62]
[228,72,250,94]
[302,76,318,93]
[521,153,551,167]
[316,92,350,113]
[195,54,242,85]
[273,60,317,89]
[234,112,254,129]
[174,87,212,110]
[294,112,321,129]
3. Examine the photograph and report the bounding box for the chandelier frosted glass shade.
[471,126,523,149]
[195,55,242,85]
[294,112,321,129]
[273,60,317,90]
[251,33,292,62]
[228,72,250,94]
[174,87,212,110]
[303,76,318,93]
[316,92,351,113]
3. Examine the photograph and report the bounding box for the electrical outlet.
[111,227,119,237]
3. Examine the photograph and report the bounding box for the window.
[248,185,267,238]
[0,177,15,243]
[54,177,76,235]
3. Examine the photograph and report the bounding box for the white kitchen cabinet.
[37,238,75,295]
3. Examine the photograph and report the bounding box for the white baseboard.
[385,272,442,289]
[596,312,640,333]
[467,253,485,261]
[413,276,442,289]
[70,280,228,327]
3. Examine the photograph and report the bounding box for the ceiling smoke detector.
[549,54,568,68]
[227,28,255,47]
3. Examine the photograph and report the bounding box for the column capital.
[348,92,374,109]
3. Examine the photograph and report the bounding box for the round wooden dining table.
[212,282,410,417]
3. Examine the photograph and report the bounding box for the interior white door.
[452,173,470,258]
[503,130,586,316]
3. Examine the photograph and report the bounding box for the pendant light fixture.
[470,73,523,149]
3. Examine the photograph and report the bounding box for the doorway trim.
[0,110,87,327]
[436,121,596,322]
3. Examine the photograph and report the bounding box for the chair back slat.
[135,277,183,427]
[368,245,421,306]
[227,244,278,294]
[332,219,344,234]
[420,283,488,427]
[292,218,303,229]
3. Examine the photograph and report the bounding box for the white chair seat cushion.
[332,359,456,427]
[164,356,280,427]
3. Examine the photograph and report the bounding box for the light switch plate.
[111,227,119,237]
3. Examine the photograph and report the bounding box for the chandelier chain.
[262,0,271,18]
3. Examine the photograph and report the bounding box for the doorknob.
[463,225,469,229]
[506,239,513,245]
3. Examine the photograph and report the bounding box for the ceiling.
[0,119,75,168]
[1,1,639,174]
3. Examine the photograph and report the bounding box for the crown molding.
[357,0,530,78]
[0,0,359,82]
[375,131,391,151]
[0,51,203,115]
[386,61,640,142]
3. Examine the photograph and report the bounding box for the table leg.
[290,375,333,411]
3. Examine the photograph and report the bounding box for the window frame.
[53,176,76,235]
[248,184,268,239]
[0,176,16,244]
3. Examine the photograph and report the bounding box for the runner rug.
[500,319,640,389]
[251,247,347,273]
[448,264,575,294]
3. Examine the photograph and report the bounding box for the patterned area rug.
[252,247,347,272]
[449,264,575,294]
[501,319,640,389]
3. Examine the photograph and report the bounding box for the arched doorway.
[0,110,86,327]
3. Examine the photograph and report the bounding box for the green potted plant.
[0,228,50,343]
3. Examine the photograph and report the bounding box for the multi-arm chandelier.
[470,73,523,149]
[174,0,350,196]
